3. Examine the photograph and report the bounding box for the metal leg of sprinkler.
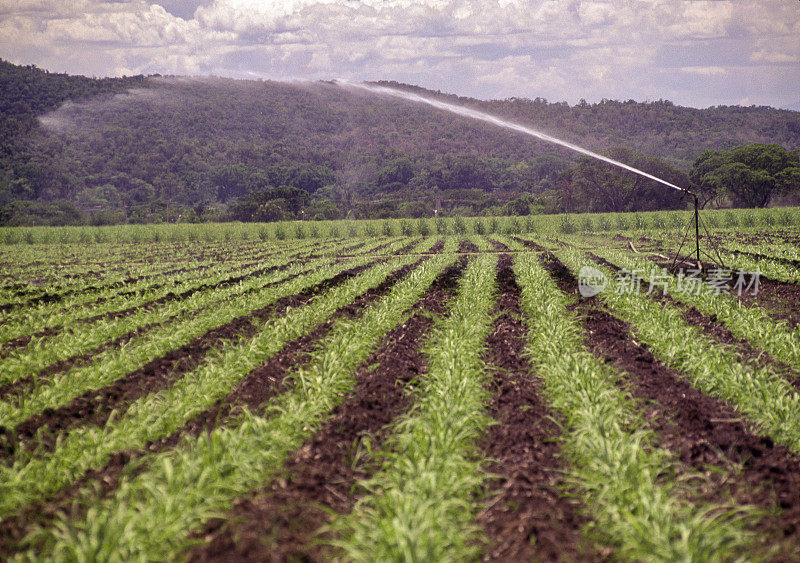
[694,194,701,269]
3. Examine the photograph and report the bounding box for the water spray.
[336,80,717,269]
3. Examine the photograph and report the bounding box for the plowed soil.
[0,258,303,359]
[542,252,800,560]
[725,247,800,270]
[0,258,433,556]
[1,260,382,458]
[591,253,800,388]
[477,254,592,561]
[652,256,800,329]
[186,260,465,562]
[485,238,509,251]
[156,257,433,445]
[459,239,480,253]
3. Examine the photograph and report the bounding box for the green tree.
[565,147,687,213]
[252,201,286,222]
[377,157,414,187]
[690,144,800,208]
[304,199,341,220]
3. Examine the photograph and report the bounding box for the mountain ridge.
[1,60,798,225]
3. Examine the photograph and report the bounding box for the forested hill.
[384,81,800,161]
[0,60,147,154]
[1,60,798,225]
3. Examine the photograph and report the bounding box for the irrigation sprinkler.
[336,80,726,269]
[669,189,726,272]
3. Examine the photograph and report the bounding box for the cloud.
[681,66,727,76]
[751,50,798,64]
[0,0,798,109]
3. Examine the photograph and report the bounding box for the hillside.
[1,60,798,225]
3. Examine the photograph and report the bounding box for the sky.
[1,0,798,110]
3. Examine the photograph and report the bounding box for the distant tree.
[4,59,800,225]
[304,199,341,220]
[251,201,286,222]
[287,165,335,193]
[565,147,687,213]
[398,199,432,218]
[688,150,729,206]
[512,154,571,192]
[434,155,495,192]
[0,199,83,226]
[504,196,533,216]
[377,157,414,187]
[690,144,800,208]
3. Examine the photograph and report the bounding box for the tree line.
[0,61,798,226]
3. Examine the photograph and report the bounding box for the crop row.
[2,235,800,560]
[0,237,398,357]
[15,256,455,559]
[0,237,368,331]
[2,206,799,245]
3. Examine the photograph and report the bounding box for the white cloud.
[0,0,797,109]
[681,66,727,76]
[751,50,798,64]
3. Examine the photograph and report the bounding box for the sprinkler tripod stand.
[669,190,726,273]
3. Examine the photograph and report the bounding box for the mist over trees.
[0,60,798,226]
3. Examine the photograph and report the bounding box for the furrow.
[332,254,497,561]
[17,255,454,560]
[1,259,382,456]
[476,254,588,561]
[185,259,462,562]
[542,252,800,559]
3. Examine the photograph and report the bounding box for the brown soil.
[336,241,367,254]
[675,303,800,390]
[591,253,800,388]
[542,253,800,559]
[361,240,394,254]
[429,239,445,253]
[82,261,295,324]
[1,260,211,312]
[0,261,381,458]
[720,230,800,247]
[0,317,179,406]
[186,260,465,562]
[725,248,800,270]
[458,239,480,254]
[0,258,438,557]
[652,256,800,329]
[485,238,509,252]
[477,255,591,561]
[392,239,419,254]
[1,246,279,315]
[0,449,149,558]
[0,326,63,359]
[511,236,546,252]
[153,257,432,448]
[0,261,301,360]
[739,277,800,329]
[84,245,318,308]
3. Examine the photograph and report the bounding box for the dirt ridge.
[477,254,591,561]
[541,252,800,560]
[186,259,464,562]
[0,260,381,458]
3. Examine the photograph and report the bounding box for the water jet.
[337,80,719,269]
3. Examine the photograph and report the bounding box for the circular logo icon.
[578,265,607,297]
